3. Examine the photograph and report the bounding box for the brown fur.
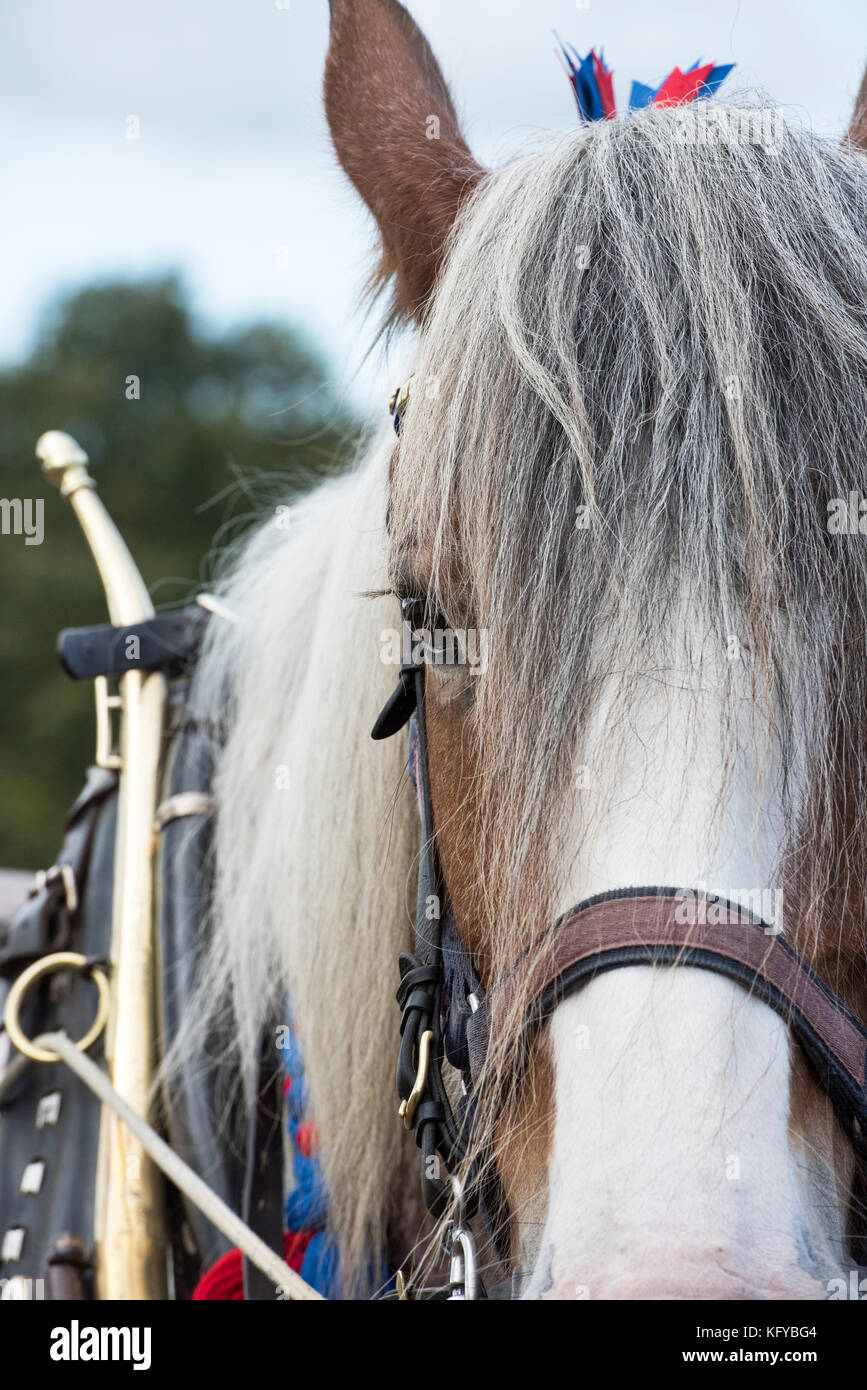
[424,674,488,964]
[324,0,485,329]
[848,66,867,152]
[425,644,557,1262]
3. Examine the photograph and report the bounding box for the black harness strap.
[241,1035,286,1301]
[57,606,209,682]
[0,772,116,978]
[374,608,510,1268]
[393,656,464,1217]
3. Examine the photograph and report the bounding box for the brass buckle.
[398,1028,433,1130]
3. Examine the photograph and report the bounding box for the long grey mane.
[388,102,867,1250]
[177,102,867,1291]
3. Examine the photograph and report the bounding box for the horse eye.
[401,595,452,655]
[400,594,429,628]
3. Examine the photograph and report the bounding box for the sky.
[2,0,865,420]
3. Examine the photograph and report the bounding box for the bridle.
[372,606,508,1297]
[373,396,867,1301]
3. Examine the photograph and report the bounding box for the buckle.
[32,863,78,915]
[398,1029,433,1129]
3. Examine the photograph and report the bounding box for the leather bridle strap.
[373,612,509,1264]
[466,888,867,1157]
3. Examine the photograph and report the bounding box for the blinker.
[370,664,418,740]
[370,596,426,740]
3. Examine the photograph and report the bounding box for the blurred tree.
[0,275,360,867]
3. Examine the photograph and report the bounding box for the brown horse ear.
[325,0,486,327]
[846,65,867,151]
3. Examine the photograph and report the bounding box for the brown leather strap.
[466,892,867,1122]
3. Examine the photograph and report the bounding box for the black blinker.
[370,665,418,740]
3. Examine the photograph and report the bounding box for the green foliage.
[0,275,360,867]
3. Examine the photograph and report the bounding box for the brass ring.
[3,951,110,1064]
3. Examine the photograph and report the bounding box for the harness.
[372,594,867,1299]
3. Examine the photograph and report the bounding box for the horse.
[164,3,867,1299]
[4,0,867,1303]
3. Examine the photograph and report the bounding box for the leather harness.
[372,598,867,1292]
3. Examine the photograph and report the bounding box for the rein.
[372,599,867,1299]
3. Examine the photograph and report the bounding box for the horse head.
[321,0,867,1299]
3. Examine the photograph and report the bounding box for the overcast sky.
[2,0,865,420]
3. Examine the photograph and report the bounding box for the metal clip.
[398,1028,433,1130]
[446,1177,479,1300]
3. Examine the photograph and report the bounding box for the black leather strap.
[375,630,510,1270]
[393,662,455,1218]
[57,606,208,682]
[0,768,118,1298]
[157,715,245,1276]
[241,1036,286,1301]
[0,768,116,978]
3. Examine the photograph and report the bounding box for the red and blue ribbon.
[556,37,733,121]
[194,1008,391,1300]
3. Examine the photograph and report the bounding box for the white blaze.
[520,605,846,1298]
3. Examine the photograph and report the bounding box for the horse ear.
[324,0,485,327]
[847,65,867,151]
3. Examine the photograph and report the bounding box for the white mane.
[178,441,417,1288]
